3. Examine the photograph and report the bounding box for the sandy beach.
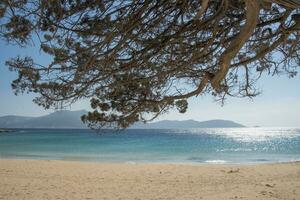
[0,159,299,200]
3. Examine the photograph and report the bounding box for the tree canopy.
[0,0,299,128]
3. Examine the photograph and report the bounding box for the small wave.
[187,157,204,162]
[217,148,253,152]
[125,161,137,165]
[205,160,228,164]
[249,158,270,162]
[289,158,300,162]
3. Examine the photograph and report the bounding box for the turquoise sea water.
[0,128,299,164]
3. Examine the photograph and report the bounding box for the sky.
[0,40,300,127]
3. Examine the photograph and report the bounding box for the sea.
[0,127,299,164]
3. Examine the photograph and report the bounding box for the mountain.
[131,119,245,129]
[0,110,245,129]
[0,115,34,128]
[0,110,87,129]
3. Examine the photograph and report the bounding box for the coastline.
[1,156,299,165]
[1,159,299,200]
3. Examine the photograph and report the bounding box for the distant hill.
[0,110,244,129]
[0,110,87,129]
[131,119,245,129]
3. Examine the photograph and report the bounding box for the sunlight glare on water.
[169,127,300,142]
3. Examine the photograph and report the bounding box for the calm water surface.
[0,128,299,164]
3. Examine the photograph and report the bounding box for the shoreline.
[1,156,300,166]
[1,159,299,200]
[1,157,300,165]
[2,158,299,166]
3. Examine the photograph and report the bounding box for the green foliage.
[175,100,188,114]
[0,0,299,128]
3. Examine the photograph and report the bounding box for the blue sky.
[0,40,299,127]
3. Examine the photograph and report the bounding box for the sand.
[0,159,299,200]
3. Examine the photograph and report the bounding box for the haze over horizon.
[1,41,300,128]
